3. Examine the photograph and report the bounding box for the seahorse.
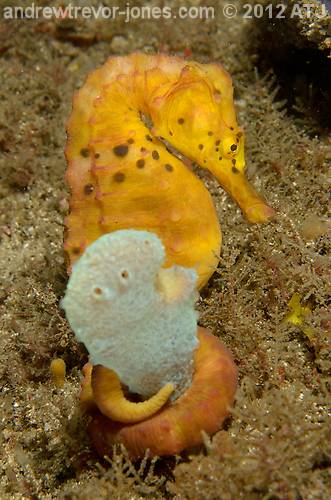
[65,53,274,289]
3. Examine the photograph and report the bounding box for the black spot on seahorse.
[80,148,90,158]
[113,172,126,182]
[136,159,145,169]
[84,184,94,195]
[113,144,129,157]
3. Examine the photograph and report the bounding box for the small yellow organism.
[50,358,66,388]
[284,293,314,340]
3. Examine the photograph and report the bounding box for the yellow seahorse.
[65,53,274,288]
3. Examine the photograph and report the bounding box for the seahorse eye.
[222,135,238,157]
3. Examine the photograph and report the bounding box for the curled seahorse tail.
[91,365,174,424]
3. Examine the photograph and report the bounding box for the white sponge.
[61,230,199,399]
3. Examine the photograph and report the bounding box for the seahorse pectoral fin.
[91,365,174,423]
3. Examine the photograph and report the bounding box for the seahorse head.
[150,62,245,175]
[148,60,273,223]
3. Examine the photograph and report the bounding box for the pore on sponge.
[61,229,199,399]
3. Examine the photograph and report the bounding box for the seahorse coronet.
[65,53,274,288]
